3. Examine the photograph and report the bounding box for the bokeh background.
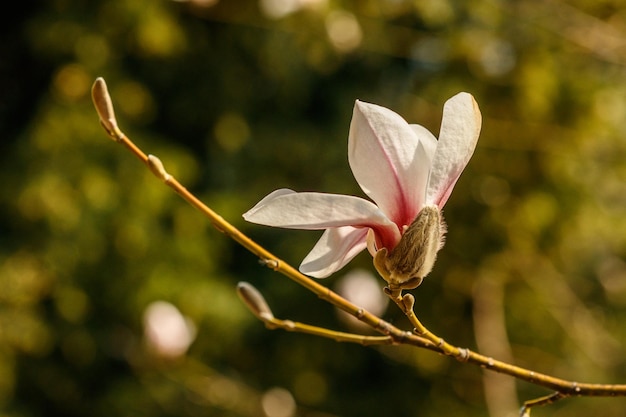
[3,0,626,416]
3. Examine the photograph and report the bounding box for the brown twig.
[92,77,626,416]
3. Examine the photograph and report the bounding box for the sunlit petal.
[299,226,368,278]
[426,92,482,207]
[348,100,431,227]
[247,187,296,205]
[410,124,437,163]
[243,190,399,236]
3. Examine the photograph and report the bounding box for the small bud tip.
[401,293,415,311]
[237,282,274,320]
[91,77,118,135]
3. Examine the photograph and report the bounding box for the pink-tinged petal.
[243,190,401,247]
[348,100,431,227]
[426,92,482,208]
[410,124,437,163]
[299,226,369,278]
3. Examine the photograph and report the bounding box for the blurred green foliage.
[3,0,626,416]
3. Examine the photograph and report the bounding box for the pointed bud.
[237,282,274,321]
[402,293,415,311]
[91,77,119,137]
[374,205,446,290]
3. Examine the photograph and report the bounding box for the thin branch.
[387,282,626,411]
[520,392,565,417]
[91,77,433,349]
[237,281,396,346]
[236,282,442,351]
[385,288,464,358]
[92,77,626,415]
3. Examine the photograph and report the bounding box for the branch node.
[377,320,391,335]
[259,258,280,270]
[147,155,172,183]
[394,330,413,344]
[455,347,470,362]
[480,357,496,369]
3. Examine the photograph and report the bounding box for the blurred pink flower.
[143,301,196,358]
[244,93,481,284]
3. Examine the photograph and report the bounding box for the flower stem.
[385,288,466,359]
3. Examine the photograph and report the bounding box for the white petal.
[410,124,437,163]
[348,100,431,227]
[249,188,296,205]
[243,190,399,232]
[299,226,368,278]
[426,92,482,207]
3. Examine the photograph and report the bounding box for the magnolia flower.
[244,93,481,289]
